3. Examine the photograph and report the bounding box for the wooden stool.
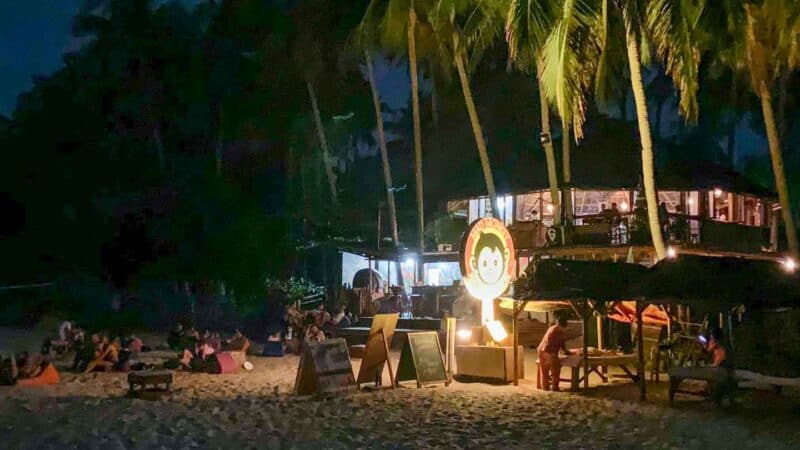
[128,370,173,399]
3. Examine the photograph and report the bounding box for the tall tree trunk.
[537,68,561,225]
[454,38,498,217]
[366,50,400,247]
[777,71,788,142]
[409,8,425,258]
[153,125,165,171]
[624,17,666,260]
[758,82,799,260]
[431,69,440,129]
[306,79,338,205]
[561,123,573,224]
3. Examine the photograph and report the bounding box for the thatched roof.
[516,258,647,302]
[635,254,800,310]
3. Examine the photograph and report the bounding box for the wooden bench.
[128,370,174,399]
[668,366,736,407]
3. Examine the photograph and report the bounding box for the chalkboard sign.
[295,339,356,395]
[395,332,448,388]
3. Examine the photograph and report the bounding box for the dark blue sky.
[0,1,81,116]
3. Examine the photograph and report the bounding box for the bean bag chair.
[263,341,284,357]
[17,363,60,387]
[216,352,238,374]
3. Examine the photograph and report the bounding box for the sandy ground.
[1,327,799,449]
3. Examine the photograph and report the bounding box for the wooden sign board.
[395,331,448,388]
[356,313,399,387]
[294,338,356,395]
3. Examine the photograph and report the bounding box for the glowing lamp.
[457,329,472,340]
[666,246,677,259]
[687,198,694,206]
[620,201,629,211]
[485,320,508,343]
[782,257,797,273]
[714,188,723,198]
[404,257,415,267]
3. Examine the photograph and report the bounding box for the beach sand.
[1,327,798,449]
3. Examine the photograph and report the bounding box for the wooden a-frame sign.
[395,331,449,388]
[356,313,399,387]
[294,338,356,395]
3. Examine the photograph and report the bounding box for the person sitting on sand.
[1,352,60,387]
[537,317,573,391]
[179,339,221,374]
[304,323,326,345]
[221,330,251,353]
[84,334,120,373]
[0,353,19,385]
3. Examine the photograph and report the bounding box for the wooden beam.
[582,306,590,389]
[636,300,646,401]
[513,301,520,386]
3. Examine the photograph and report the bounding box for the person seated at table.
[179,339,221,374]
[702,327,728,368]
[537,317,574,391]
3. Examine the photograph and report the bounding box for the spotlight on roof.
[666,246,677,259]
[714,188,723,198]
[781,257,797,273]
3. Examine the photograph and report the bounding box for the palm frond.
[540,0,601,139]
[505,0,556,68]
[646,0,705,124]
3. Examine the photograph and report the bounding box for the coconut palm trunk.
[624,17,666,260]
[454,37,499,218]
[306,79,338,205]
[757,81,799,260]
[537,71,561,226]
[561,123,573,224]
[409,8,425,257]
[366,50,400,247]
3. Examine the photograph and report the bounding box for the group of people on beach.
[285,302,357,347]
[167,322,251,373]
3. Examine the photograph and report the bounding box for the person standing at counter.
[537,317,573,391]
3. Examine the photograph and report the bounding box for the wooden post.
[596,314,604,350]
[445,318,456,384]
[636,300,646,401]
[381,329,396,389]
[582,302,590,389]
[513,302,520,386]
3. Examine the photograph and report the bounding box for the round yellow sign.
[459,217,515,301]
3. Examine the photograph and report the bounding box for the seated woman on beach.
[84,334,121,373]
[1,353,60,386]
[304,322,326,345]
[179,339,221,374]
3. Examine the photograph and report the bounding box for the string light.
[666,246,677,259]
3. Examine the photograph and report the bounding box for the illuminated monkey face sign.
[460,217,515,301]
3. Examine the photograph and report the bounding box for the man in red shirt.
[537,317,573,391]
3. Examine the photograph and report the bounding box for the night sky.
[0,0,765,161]
[0,1,82,116]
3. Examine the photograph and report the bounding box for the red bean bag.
[216,352,238,374]
[17,363,60,387]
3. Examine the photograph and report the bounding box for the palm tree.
[360,0,437,255]
[539,0,707,261]
[430,0,506,217]
[505,0,562,225]
[739,0,800,259]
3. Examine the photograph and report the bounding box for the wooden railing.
[508,213,771,254]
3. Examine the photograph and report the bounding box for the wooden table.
[128,370,173,396]
[560,354,639,391]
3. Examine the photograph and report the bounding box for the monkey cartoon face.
[470,232,508,285]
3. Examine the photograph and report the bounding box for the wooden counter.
[455,345,524,382]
